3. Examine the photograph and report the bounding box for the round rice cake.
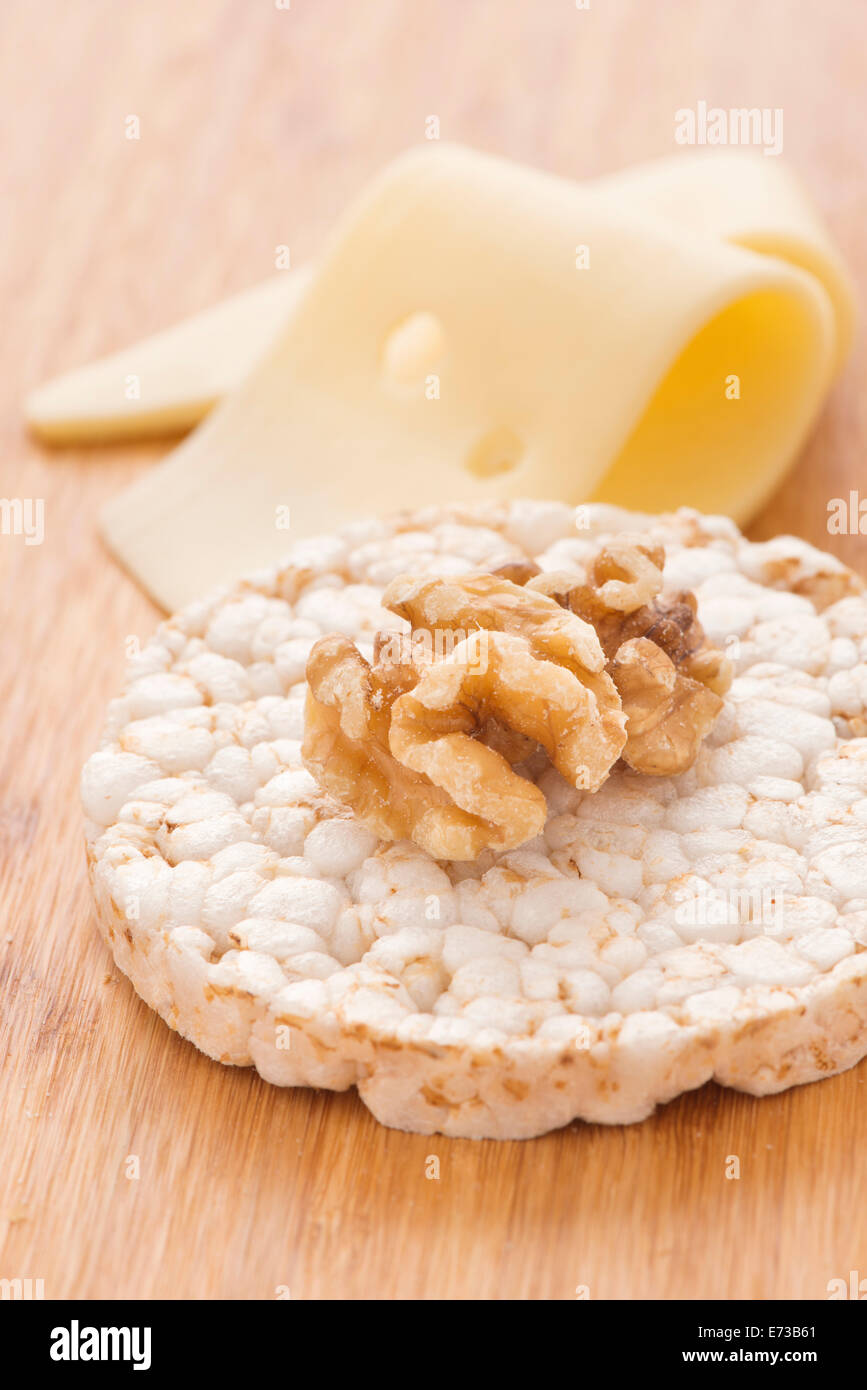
[81,501,867,1139]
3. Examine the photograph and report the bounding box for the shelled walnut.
[303,538,731,858]
[304,572,626,859]
[525,536,732,774]
[609,637,725,776]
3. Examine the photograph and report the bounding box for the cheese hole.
[465,426,524,478]
[381,311,445,385]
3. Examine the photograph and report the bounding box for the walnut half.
[303,571,627,860]
[609,637,724,776]
[527,536,731,775]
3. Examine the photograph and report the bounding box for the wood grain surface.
[2,0,866,1301]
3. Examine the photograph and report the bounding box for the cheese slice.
[29,152,852,449]
[37,145,853,610]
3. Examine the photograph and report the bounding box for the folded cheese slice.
[30,145,853,609]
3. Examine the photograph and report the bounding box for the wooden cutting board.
[2,0,866,1300]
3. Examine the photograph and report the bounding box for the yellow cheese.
[36,145,853,609]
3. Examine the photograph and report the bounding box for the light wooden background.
[2,0,866,1301]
